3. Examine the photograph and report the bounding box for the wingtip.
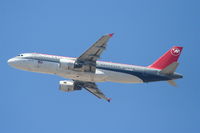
[108,33,114,37]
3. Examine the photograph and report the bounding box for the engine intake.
[59,80,81,92]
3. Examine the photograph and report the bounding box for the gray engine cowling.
[59,80,81,92]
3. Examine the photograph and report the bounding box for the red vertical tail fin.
[148,46,183,70]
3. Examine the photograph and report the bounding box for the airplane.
[7,33,183,102]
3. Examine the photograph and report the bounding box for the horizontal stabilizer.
[160,62,179,74]
[167,80,177,87]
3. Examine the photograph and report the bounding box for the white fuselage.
[8,53,158,83]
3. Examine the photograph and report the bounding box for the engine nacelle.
[59,80,81,92]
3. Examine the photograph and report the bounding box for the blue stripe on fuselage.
[96,66,171,82]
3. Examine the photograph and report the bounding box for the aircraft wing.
[81,82,111,102]
[76,33,114,72]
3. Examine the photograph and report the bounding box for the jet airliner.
[8,33,183,102]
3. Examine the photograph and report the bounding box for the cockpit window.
[18,54,23,56]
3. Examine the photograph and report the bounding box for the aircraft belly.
[56,70,95,82]
[57,68,143,83]
[100,69,143,83]
[56,68,107,82]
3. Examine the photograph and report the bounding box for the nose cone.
[8,57,30,71]
[7,58,16,66]
[7,58,21,69]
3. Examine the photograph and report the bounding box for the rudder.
[148,46,183,70]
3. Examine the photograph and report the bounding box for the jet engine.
[59,80,82,92]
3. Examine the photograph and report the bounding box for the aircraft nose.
[7,58,17,66]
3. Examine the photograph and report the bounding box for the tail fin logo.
[171,48,181,56]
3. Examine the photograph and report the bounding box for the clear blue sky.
[0,0,199,133]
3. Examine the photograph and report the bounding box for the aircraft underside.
[56,69,144,83]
